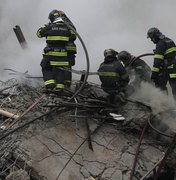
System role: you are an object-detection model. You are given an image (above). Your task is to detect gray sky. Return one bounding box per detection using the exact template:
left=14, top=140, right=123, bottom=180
left=1, top=0, right=176, bottom=83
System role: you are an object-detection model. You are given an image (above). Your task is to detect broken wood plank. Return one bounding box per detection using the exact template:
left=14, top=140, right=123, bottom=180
left=0, top=109, right=19, bottom=119
left=4, top=94, right=45, bottom=130
left=13, top=25, right=28, bottom=49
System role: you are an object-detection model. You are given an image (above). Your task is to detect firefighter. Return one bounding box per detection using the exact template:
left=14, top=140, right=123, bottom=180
left=98, top=49, right=130, bottom=104
left=58, top=11, right=77, bottom=87
left=36, top=10, right=71, bottom=93
left=118, top=50, right=152, bottom=88
left=147, top=27, right=176, bottom=99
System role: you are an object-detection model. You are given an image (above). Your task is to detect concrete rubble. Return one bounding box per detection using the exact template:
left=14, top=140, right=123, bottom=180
left=0, top=78, right=176, bottom=180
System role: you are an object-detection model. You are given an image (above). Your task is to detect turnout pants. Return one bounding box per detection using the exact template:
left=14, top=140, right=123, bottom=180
left=40, top=56, right=69, bottom=90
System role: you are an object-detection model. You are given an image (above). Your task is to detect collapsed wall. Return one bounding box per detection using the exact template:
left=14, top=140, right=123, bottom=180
left=0, top=80, right=175, bottom=180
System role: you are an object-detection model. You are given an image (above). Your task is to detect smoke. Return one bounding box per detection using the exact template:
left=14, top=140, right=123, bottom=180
left=131, top=82, right=176, bottom=113
left=131, top=82, right=176, bottom=133
left=0, top=0, right=176, bottom=79
left=0, top=1, right=176, bottom=85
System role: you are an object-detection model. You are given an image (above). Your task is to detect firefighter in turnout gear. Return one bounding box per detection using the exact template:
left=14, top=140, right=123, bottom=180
left=58, top=10, right=77, bottom=87
left=118, top=50, right=151, bottom=88
left=98, top=49, right=130, bottom=104
left=37, top=10, right=71, bottom=93
left=147, top=27, right=176, bottom=100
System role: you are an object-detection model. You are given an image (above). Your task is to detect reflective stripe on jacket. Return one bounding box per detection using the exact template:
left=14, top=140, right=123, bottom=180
left=43, top=51, right=67, bottom=57
left=152, top=37, right=176, bottom=78
left=97, top=72, right=120, bottom=77
left=98, top=57, right=129, bottom=89
left=36, top=22, right=71, bottom=46
left=50, top=61, right=69, bottom=66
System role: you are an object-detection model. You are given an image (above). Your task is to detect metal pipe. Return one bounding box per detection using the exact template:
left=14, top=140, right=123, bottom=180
left=140, top=158, right=163, bottom=180
left=129, top=118, right=149, bottom=180
left=13, top=25, right=28, bottom=49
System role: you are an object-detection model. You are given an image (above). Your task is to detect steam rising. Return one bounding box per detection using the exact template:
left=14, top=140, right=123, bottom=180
left=131, top=82, right=176, bottom=113
left=131, top=82, right=176, bottom=133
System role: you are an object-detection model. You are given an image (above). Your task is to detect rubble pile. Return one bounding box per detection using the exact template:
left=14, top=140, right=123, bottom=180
left=0, top=78, right=175, bottom=180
